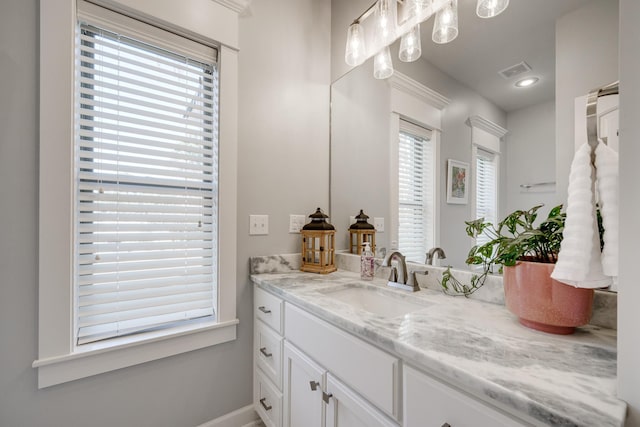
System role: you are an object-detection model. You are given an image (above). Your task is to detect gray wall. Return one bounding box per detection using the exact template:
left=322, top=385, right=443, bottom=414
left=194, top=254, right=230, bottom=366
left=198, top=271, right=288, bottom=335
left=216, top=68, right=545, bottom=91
left=555, top=0, right=619, bottom=202
left=0, top=0, right=330, bottom=426
left=618, top=0, right=640, bottom=424
left=505, top=101, right=558, bottom=217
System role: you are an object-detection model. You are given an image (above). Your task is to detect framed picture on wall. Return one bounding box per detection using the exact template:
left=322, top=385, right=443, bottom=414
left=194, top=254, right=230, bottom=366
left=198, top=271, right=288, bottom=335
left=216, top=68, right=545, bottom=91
left=446, top=159, right=469, bottom=204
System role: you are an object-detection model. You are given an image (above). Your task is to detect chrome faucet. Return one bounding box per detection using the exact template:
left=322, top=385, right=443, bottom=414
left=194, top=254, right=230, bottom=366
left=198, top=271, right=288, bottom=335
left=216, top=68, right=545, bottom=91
left=425, top=247, right=447, bottom=265
left=384, top=251, right=422, bottom=292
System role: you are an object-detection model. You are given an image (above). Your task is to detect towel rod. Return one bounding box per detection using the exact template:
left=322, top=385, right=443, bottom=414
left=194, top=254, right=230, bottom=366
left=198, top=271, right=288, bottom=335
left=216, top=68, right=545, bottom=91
left=519, top=181, right=556, bottom=189
left=586, top=81, right=619, bottom=165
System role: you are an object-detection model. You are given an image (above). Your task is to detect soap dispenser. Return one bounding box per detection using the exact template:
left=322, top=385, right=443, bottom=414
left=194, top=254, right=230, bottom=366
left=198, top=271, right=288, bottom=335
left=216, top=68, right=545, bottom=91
left=360, top=242, right=374, bottom=281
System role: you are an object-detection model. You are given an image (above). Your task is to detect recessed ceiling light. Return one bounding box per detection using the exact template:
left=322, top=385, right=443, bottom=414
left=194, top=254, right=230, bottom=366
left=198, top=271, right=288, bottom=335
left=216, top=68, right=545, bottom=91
left=515, top=77, right=539, bottom=88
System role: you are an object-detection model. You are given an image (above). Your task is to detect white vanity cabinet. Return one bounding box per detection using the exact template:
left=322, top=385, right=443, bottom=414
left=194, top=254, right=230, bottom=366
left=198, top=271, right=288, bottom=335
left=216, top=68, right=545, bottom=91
left=283, top=342, right=325, bottom=427
left=254, top=285, right=534, bottom=427
left=403, top=365, right=531, bottom=427
left=254, top=287, right=284, bottom=427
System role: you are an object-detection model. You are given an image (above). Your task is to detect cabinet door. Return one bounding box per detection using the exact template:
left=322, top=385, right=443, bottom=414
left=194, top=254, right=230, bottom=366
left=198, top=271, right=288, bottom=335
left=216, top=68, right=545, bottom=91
left=325, top=374, right=398, bottom=427
left=403, top=366, right=529, bottom=427
left=283, top=342, right=325, bottom=427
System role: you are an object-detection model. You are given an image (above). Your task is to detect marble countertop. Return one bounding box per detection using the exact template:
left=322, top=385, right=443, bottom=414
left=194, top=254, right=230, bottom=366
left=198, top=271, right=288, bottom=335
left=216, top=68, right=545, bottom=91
left=251, top=266, right=626, bottom=427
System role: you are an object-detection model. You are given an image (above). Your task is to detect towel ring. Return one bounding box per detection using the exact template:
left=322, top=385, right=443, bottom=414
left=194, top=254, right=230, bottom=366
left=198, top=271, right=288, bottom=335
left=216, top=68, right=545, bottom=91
left=586, top=81, right=619, bottom=164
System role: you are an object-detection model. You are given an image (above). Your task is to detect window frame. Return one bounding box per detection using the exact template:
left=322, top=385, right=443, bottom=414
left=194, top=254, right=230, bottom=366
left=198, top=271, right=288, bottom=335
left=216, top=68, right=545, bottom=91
left=467, top=115, right=508, bottom=247
left=388, top=72, right=449, bottom=257
left=35, top=0, right=239, bottom=389
left=472, top=147, right=500, bottom=246
left=397, top=120, right=436, bottom=263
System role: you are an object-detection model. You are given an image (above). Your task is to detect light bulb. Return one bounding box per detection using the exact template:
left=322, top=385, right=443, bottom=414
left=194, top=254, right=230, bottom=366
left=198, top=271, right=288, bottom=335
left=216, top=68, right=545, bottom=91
left=374, top=0, right=397, bottom=47
left=476, top=0, right=509, bottom=18
left=432, top=0, right=458, bottom=44
left=345, top=22, right=367, bottom=66
left=399, top=24, right=421, bottom=62
left=373, top=46, right=394, bottom=79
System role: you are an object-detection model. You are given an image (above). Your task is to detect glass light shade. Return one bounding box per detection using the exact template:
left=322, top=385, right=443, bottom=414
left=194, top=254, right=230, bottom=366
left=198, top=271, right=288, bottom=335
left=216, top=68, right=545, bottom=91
left=476, top=0, right=509, bottom=18
left=345, top=22, right=367, bottom=66
left=374, top=0, right=397, bottom=47
left=432, top=0, right=458, bottom=44
left=399, top=25, right=422, bottom=62
left=373, top=46, right=394, bottom=79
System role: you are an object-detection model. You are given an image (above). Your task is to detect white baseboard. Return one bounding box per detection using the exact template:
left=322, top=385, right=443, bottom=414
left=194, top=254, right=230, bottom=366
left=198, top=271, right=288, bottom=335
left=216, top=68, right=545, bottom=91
left=197, top=404, right=260, bottom=427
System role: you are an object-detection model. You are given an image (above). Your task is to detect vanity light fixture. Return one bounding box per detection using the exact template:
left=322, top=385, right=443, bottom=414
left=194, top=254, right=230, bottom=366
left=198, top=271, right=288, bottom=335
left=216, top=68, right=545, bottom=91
left=346, top=0, right=508, bottom=79
left=476, top=0, right=509, bottom=19
left=515, top=77, right=539, bottom=88
left=432, top=0, right=458, bottom=44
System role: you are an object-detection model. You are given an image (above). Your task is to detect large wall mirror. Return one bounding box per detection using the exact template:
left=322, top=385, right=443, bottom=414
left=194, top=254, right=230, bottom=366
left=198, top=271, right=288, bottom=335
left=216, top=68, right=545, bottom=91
left=330, top=0, right=619, bottom=271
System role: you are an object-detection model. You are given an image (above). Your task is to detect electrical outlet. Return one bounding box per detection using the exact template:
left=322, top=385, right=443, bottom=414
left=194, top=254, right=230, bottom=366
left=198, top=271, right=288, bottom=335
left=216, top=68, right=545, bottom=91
left=249, top=215, right=269, bottom=235
left=289, top=214, right=306, bottom=233
left=374, top=217, right=385, bottom=232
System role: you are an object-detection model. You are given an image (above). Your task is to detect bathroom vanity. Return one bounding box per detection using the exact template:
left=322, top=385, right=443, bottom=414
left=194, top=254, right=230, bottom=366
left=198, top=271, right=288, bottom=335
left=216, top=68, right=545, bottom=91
left=251, top=255, right=626, bottom=427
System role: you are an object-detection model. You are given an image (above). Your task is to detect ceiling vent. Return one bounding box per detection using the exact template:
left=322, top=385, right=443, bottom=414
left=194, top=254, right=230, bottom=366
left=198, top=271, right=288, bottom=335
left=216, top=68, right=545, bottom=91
left=498, top=61, right=532, bottom=79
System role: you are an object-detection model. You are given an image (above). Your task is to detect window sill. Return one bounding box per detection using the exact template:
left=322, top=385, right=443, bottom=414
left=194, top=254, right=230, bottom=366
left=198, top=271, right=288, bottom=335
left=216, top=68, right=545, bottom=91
left=32, top=319, right=238, bottom=388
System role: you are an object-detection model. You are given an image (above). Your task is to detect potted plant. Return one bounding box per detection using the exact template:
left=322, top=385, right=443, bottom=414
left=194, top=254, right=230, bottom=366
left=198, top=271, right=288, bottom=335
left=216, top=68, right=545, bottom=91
left=440, top=204, right=595, bottom=334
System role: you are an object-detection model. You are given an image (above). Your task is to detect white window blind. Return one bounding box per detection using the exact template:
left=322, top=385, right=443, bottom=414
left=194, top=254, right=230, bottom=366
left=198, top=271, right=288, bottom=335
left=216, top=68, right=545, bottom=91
left=398, top=121, right=434, bottom=263
left=475, top=148, right=498, bottom=247
left=75, top=22, right=219, bottom=345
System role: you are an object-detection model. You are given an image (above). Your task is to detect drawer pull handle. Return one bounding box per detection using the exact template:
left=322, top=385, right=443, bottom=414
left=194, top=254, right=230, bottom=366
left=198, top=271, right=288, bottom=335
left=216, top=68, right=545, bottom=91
left=259, top=397, right=272, bottom=411
left=258, top=306, right=271, bottom=314
left=259, top=347, right=272, bottom=358
left=441, top=423, right=451, bottom=427
left=309, top=381, right=320, bottom=391
left=322, top=392, right=333, bottom=404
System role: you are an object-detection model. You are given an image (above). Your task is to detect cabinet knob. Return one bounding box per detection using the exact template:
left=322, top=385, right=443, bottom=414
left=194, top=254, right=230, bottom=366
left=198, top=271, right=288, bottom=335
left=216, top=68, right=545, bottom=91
left=259, top=397, right=272, bottom=411
left=322, top=392, right=333, bottom=404
left=259, top=347, right=273, bottom=358
left=258, top=306, right=271, bottom=314
left=309, top=381, right=320, bottom=391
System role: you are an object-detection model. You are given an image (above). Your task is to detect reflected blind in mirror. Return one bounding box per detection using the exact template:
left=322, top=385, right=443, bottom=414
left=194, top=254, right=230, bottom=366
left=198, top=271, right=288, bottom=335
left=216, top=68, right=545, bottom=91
left=398, top=120, right=435, bottom=263
left=475, top=148, right=498, bottom=247
left=75, top=21, right=219, bottom=345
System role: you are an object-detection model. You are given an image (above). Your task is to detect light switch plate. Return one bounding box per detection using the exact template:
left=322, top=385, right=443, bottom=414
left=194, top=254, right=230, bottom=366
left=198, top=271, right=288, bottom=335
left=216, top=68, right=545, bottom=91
left=374, top=217, right=385, bottom=232
left=349, top=216, right=356, bottom=225
left=249, top=215, right=269, bottom=235
left=289, top=214, right=306, bottom=233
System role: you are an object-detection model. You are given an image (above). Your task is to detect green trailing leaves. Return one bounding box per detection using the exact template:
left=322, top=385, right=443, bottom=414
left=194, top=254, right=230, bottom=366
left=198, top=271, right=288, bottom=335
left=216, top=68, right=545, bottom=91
left=439, top=204, right=567, bottom=297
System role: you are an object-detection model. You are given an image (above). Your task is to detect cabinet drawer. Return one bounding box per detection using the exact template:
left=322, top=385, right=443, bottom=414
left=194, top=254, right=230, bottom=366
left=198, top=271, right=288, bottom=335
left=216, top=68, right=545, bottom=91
left=403, top=365, right=529, bottom=427
left=255, top=320, right=283, bottom=389
left=255, top=287, right=283, bottom=334
left=255, top=368, right=283, bottom=427
left=285, top=303, right=399, bottom=418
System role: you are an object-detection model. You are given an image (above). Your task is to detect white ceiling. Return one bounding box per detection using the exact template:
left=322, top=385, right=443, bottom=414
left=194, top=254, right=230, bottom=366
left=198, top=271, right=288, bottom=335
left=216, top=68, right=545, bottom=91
left=417, top=0, right=588, bottom=112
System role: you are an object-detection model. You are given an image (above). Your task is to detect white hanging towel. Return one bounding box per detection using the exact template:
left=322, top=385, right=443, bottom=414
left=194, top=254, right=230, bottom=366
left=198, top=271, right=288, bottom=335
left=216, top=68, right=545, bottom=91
left=551, top=142, right=618, bottom=288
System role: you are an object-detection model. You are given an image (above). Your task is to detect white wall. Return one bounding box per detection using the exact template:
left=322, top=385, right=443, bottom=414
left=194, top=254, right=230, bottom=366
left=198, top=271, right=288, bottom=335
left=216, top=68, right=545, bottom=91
left=505, top=101, right=558, bottom=216
left=555, top=0, right=619, bottom=202
left=618, top=0, right=640, bottom=424
left=0, top=0, right=330, bottom=426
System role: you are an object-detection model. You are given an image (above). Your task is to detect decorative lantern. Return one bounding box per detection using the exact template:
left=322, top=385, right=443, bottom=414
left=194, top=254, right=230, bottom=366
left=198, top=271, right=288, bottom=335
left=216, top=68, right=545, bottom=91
left=348, top=209, right=376, bottom=255
left=301, top=208, right=337, bottom=274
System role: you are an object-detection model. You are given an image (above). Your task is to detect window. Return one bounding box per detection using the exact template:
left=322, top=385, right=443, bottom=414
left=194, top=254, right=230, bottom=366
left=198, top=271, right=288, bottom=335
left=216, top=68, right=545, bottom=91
left=475, top=148, right=499, bottom=247
left=75, top=22, right=218, bottom=345
left=397, top=120, right=435, bottom=263
left=36, top=0, right=239, bottom=388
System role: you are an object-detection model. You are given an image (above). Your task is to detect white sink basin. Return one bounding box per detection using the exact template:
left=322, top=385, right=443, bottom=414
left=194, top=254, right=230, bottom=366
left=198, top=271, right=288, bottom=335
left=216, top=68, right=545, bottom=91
left=322, top=286, right=425, bottom=318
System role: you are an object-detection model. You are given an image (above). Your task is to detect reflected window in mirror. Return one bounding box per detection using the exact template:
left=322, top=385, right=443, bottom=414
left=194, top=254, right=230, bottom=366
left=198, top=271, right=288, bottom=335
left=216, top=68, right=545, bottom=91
left=398, top=120, right=436, bottom=263
left=474, top=147, right=499, bottom=247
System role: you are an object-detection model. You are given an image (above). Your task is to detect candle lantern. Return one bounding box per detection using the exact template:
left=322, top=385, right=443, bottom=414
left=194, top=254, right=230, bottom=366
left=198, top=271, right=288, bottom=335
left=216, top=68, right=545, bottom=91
left=348, top=209, right=376, bottom=255
left=301, top=208, right=337, bottom=274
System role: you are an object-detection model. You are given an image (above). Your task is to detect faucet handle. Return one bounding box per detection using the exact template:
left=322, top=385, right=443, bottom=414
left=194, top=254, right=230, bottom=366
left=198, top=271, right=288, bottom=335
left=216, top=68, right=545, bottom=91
left=407, top=270, right=428, bottom=291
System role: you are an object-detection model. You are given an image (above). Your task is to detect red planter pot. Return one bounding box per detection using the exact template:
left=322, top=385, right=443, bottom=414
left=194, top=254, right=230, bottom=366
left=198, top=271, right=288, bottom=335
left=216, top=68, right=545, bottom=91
left=503, top=261, right=594, bottom=335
